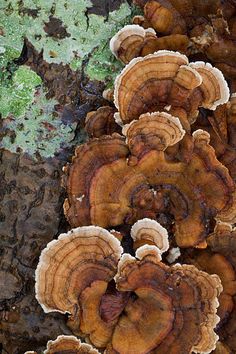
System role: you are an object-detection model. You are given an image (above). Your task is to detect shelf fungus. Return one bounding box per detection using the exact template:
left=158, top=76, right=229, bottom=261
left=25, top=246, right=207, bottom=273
left=122, top=111, right=185, bottom=157
left=193, top=93, right=236, bottom=183
left=191, top=249, right=236, bottom=322
left=85, top=106, right=121, bottom=138
left=35, top=222, right=222, bottom=353
left=110, top=24, right=157, bottom=64
left=113, top=50, right=229, bottom=127
left=130, top=217, right=169, bottom=252
left=25, top=335, right=100, bottom=354
left=63, top=114, right=236, bottom=247
left=207, top=222, right=236, bottom=271
left=143, top=0, right=186, bottom=35
left=110, top=24, right=189, bottom=64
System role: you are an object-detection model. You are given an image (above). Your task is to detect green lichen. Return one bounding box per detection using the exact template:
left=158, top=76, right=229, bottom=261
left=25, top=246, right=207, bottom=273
left=85, top=40, right=123, bottom=83
left=0, top=65, right=42, bottom=118
left=0, top=0, right=137, bottom=157
left=0, top=1, right=132, bottom=70
left=1, top=88, right=78, bottom=157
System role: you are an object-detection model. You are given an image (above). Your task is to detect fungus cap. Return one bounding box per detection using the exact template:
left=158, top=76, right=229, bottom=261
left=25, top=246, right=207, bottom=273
left=114, top=50, right=204, bottom=125
left=130, top=217, right=169, bottom=253
left=35, top=226, right=122, bottom=314
left=122, top=111, right=185, bottom=156
left=25, top=335, right=100, bottom=354
left=189, top=61, right=230, bottom=110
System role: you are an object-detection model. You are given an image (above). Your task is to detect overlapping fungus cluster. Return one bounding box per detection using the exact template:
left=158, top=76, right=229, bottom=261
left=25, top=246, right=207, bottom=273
left=27, top=1, right=236, bottom=353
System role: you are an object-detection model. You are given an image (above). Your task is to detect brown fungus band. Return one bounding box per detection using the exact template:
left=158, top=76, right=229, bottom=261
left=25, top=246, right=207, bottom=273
left=63, top=112, right=236, bottom=248
left=85, top=106, right=121, bottom=138
left=133, top=0, right=236, bottom=80
left=113, top=50, right=229, bottom=127
left=24, top=335, right=100, bottom=354
left=110, top=24, right=190, bottom=62
left=35, top=220, right=222, bottom=354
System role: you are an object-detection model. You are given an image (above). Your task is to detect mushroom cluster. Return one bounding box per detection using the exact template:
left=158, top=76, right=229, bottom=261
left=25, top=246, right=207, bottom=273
left=24, top=335, right=100, bottom=353
left=35, top=220, right=222, bottom=353
left=29, top=5, right=236, bottom=353
left=63, top=108, right=235, bottom=248
left=132, top=0, right=236, bottom=82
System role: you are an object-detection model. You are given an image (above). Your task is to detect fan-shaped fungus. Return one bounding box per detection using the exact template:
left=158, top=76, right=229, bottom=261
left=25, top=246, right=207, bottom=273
left=25, top=335, right=100, bottom=354
left=114, top=50, right=229, bottom=127
left=122, top=111, right=185, bottom=156
left=110, top=24, right=189, bottom=63
left=36, top=222, right=222, bottom=353
left=130, top=217, right=169, bottom=252
left=63, top=114, right=235, bottom=247
left=85, top=106, right=121, bottom=138
left=192, top=250, right=236, bottom=321
left=110, top=24, right=157, bottom=64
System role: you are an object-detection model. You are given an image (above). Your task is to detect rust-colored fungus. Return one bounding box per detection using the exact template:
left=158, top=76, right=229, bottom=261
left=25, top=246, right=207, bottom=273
left=143, top=0, right=186, bottom=35
left=25, top=335, right=100, bottom=354
left=35, top=226, right=123, bottom=348
left=189, top=62, right=230, bottom=110
left=130, top=217, right=169, bottom=252
left=63, top=115, right=236, bottom=247
left=193, top=93, right=236, bottom=183
left=207, top=223, right=236, bottom=272
left=85, top=106, right=121, bottom=138
left=114, top=50, right=229, bottom=127
left=122, top=111, right=185, bottom=156
left=212, top=342, right=231, bottom=354
left=110, top=24, right=157, bottom=64
left=192, top=250, right=236, bottom=322
left=110, top=24, right=190, bottom=63
left=140, top=33, right=190, bottom=56
left=134, top=0, right=236, bottom=80
left=36, top=223, right=222, bottom=353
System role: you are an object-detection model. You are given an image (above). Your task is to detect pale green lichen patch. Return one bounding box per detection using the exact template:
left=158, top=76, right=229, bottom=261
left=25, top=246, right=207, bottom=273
left=0, top=65, right=42, bottom=118
left=1, top=88, right=78, bottom=158
left=0, top=1, right=132, bottom=69
left=0, top=0, right=136, bottom=157
left=85, top=39, right=124, bottom=83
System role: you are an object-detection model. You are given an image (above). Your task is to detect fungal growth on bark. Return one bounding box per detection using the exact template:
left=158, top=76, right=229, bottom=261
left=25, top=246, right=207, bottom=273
left=110, top=24, right=157, bottom=64
left=35, top=221, right=222, bottom=353
left=133, top=0, right=236, bottom=80
left=25, top=335, right=100, bottom=354
left=207, top=222, right=236, bottom=272
left=85, top=106, right=121, bottom=138
left=130, top=217, right=169, bottom=252
left=63, top=113, right=236, bottom=247
left=122, top=111, right=185, bottom=156
left=191, top=250, right=236, bottom=322
left=110, top=24, right=189, bottom=63
left=193, top=93, right=236, bottom=182
left=113, top=50, right=229, bottom=129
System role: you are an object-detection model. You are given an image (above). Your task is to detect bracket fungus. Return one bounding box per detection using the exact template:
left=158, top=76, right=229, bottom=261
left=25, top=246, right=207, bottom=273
left=133, top=0, right=236, bottom=80
left=63, top=113, right=236, bottom=247
left=35, top=220, right=222, bottom=353
left=130, top=217, right=169, bottom=252
left=191, top=250, right=236, bottom=322
left=110, top=24, right=157, bottom=64
left=113, top=50, right=229, bottom=127
left=193, top=93, right=236, bottom=183
left=207, top=222, right=236, bottom=270
left=122, top=111, right=185, bottom=156
left=110, top=24, right=189, bottom=63
left=25, top=335, right=100, bottom=354
left=85, top=106, right=121, bottom=138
